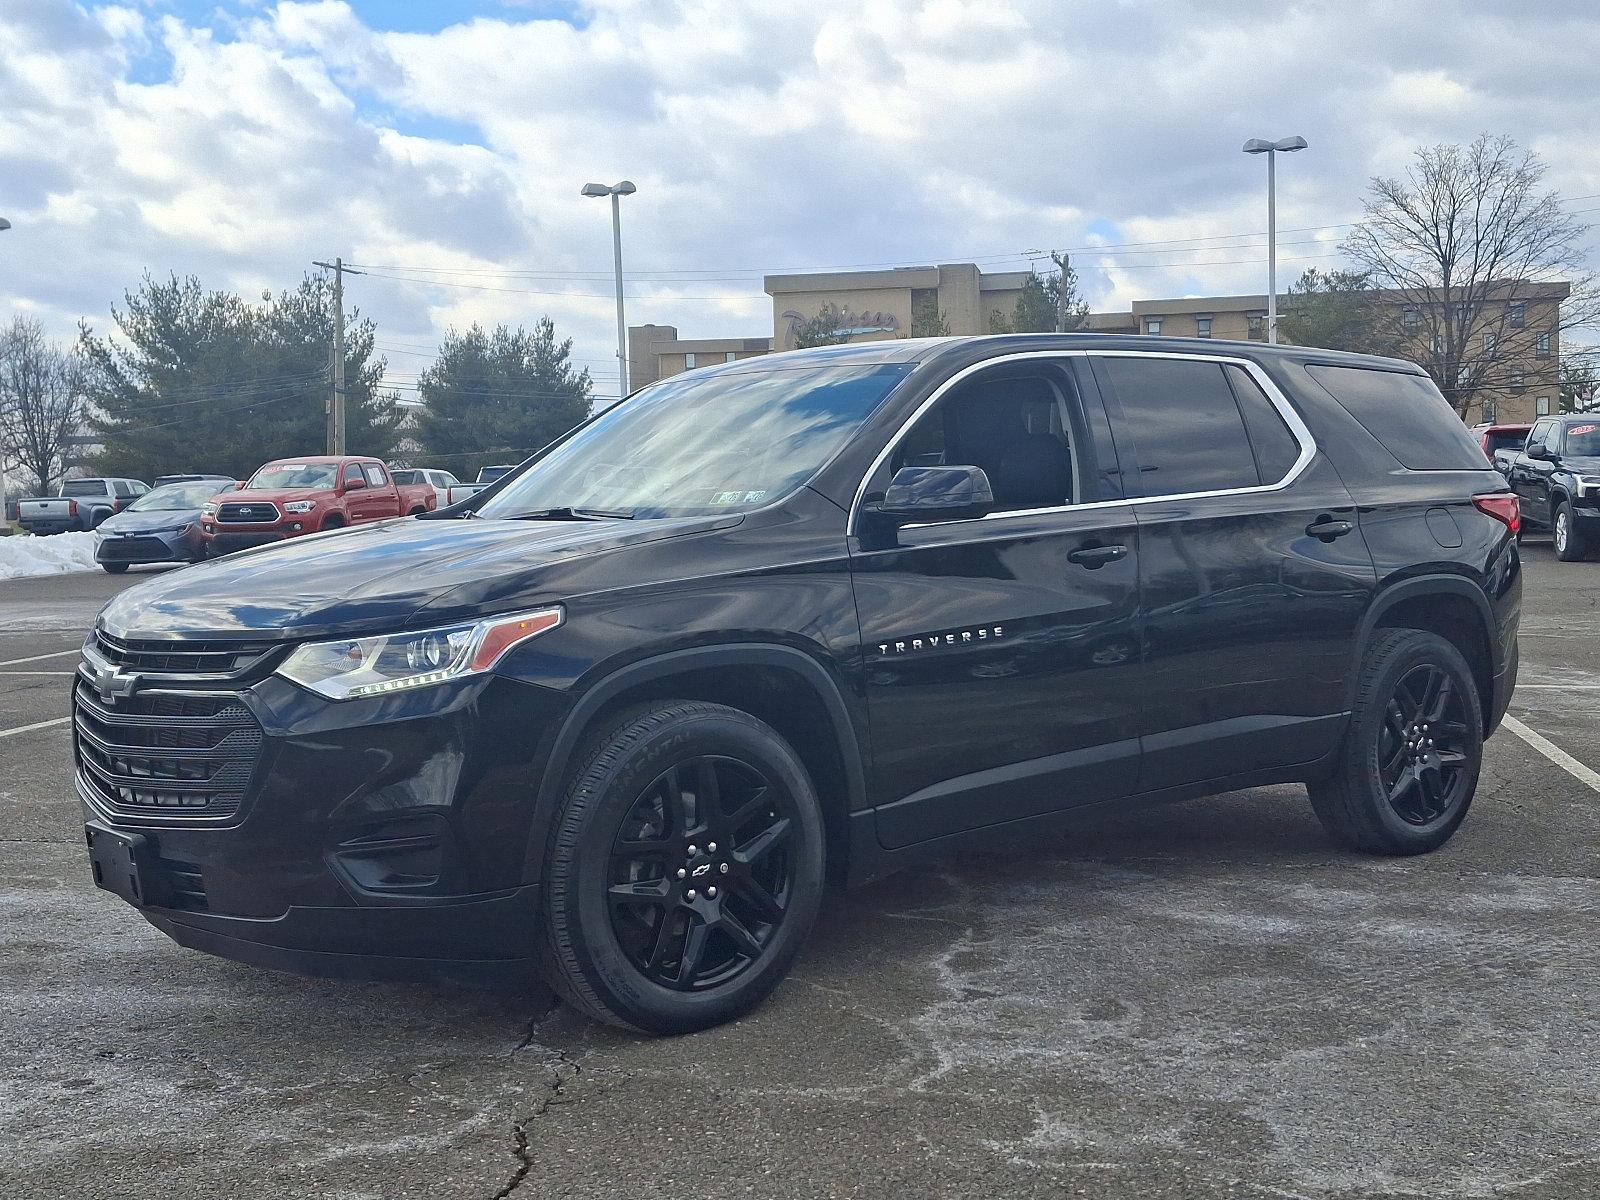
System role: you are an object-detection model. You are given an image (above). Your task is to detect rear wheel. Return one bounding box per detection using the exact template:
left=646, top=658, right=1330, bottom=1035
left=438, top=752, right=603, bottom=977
left=1553, top=501, right=1587, bottom=561
left=1309, top=629, right=1481, bottom=855
left=101, top=562, right=129, bottom=574
left=540, top=701, right=826, bottom=1034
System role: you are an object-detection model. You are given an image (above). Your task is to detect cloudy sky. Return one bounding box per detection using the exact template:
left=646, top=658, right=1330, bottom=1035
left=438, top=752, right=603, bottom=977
left=3, top=0, right=1598, bottom=400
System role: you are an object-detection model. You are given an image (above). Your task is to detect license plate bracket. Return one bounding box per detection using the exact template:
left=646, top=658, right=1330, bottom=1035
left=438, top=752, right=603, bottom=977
left=85, top=823, right=165, bottom=908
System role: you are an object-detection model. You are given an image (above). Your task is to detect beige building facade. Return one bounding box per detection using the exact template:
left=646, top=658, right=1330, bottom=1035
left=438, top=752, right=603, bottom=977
left=631, top=263, right=1568, bottom=425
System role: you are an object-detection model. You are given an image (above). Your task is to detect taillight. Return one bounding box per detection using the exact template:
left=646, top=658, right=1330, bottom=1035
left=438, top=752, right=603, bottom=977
left=1473, top=493, right=1520, bottom=536
left=68, top=500, right=77, bottom=517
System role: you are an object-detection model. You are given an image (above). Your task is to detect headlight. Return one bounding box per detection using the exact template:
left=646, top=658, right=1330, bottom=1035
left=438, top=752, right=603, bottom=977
left=202, top=502, right=217, bottom=516
left=283, top=501, right=317, bottom=514
left=275, top=607, right=563, bottom=700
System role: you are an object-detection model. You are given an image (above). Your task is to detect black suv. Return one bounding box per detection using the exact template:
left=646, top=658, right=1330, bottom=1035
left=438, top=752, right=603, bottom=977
left=75, top=335, right=1521, bottom=1034
left=1498, top=414, right=1600, bottom=560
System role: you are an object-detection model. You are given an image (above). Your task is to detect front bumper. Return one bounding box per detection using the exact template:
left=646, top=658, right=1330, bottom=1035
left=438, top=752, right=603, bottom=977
left=95, top=527, right=203, bottom=564
left=204, top=524, right=305, bottom=554
left=75, top=668, right=573, bottom=982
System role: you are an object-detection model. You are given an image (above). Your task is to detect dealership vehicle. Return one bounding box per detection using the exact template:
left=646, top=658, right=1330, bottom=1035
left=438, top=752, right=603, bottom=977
left=75, top=336, right=1520, bottom=1034
left=17, top=478, right=149, bottom=534
left=1500, top=414, right=1600, bottom=560
left=200, top=456, right=436, bottom=554
left=1470, top=421, right=1532, bottom=464
left=390, top=468, right=461, bottom=507
left=93, top=480, right=236, bottom=573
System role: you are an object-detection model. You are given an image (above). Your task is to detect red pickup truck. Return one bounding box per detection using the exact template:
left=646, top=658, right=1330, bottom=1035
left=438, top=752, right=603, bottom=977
left=201, top=456, right=436, bottom=555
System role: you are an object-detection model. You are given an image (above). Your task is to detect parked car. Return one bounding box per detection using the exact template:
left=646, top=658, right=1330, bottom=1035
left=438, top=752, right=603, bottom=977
left=390, top=467, right=460, bottom=507
left=1469, top=421, right=1532, bottom=464
left=1500, top=414, right=1600, bottom=560
left=200, top=456, right=436, bottom=555
left=92, top=479, right=236, bottom=573
left=17, top=478, right=149, bottom=534
left=75, top=335, right=1520, bottom=1035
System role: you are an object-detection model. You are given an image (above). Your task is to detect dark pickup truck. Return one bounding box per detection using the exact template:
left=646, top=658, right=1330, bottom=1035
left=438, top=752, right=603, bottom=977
left=75, top=335, right=1520, bottom=1035
left=1497, top=414, right=1600, bottom=560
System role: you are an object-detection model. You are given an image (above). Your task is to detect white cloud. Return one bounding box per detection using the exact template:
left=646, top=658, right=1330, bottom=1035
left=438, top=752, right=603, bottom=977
left=1, top=0, right=1597, bottom=398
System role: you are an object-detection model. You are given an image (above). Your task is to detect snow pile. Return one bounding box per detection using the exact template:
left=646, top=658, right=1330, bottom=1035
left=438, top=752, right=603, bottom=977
left=0, top=531, right=100, bottom=581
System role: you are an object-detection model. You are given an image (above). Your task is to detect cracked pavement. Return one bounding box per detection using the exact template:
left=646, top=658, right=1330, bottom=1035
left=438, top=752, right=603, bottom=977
left=1, top=550, right=1597, bottom=1198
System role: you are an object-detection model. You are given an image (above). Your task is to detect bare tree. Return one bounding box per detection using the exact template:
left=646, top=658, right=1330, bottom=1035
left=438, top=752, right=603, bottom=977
left=0, top=316, right=90, bottom=495
left=1343, top=134, right=1597, bottom=416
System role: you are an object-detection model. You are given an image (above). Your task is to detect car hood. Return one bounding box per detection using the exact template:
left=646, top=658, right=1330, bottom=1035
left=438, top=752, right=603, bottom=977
left=1559, top=455, right=1600, bottom=474
left=225, top=488, right=327, bottom=504
left=96, top=508, right=204, bottom=534
left=97, top=513, right=739, bottom=640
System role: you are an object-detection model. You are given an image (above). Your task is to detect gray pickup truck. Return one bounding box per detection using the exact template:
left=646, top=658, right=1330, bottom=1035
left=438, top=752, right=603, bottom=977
left=17, top=478, right=150, bottom=534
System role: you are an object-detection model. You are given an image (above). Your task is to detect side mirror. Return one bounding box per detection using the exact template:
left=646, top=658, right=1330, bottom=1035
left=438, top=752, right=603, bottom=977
left=343, top=475, right=367, bottom=491
left=870, top=465, right=994, bottom=524
left=1527, top=442, right=1554, bottom=461
left=234, top=480, right=248, bottom=490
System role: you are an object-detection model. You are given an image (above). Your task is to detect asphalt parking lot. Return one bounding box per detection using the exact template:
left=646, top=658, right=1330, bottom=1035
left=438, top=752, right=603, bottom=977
left=1, top=551, right=1597, bottom=1200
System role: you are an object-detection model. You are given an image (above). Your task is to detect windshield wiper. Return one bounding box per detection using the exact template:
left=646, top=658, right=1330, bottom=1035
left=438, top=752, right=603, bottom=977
left=509, top=506, right=635, bottom=522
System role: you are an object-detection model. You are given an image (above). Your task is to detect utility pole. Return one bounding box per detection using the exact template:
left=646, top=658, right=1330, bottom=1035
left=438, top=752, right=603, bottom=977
left=312, top=257, right=362, bottom=454
left=1049, top=250, right=1073, bottom=333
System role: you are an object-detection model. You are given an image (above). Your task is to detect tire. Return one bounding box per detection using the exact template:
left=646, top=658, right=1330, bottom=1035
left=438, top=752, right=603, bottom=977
left=1309, top=629, right=1482, bottom=855
left=408, top=507, right=426, bottom=517
left=321, top=515, right=345, bottom=532
left=540, top=700, right=827, bottom=1034
left=101, top=562, right=129, bottom=574
left=1553, top=501, right=1586, bottom=561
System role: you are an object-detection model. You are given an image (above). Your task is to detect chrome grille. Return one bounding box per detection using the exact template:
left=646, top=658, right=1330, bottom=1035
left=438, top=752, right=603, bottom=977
left=73, top=680, right=262, bottom=819
left=217, top=501, right=280, bottom=524
left=93, top=629, right=276, bottom=676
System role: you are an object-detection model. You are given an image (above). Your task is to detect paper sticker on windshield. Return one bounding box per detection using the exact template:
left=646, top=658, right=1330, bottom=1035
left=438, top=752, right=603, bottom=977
left=277, top=464, right=307, bottom=471
left=1569, top=424, right=1597, bottom=436
left=711, top=491, right=743, bottom=505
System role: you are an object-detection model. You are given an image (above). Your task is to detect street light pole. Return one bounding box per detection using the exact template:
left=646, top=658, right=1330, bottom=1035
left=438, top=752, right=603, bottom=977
left=583, top=181, right=637, bottom=397
left=1242, top=136, right=1307, bottom=344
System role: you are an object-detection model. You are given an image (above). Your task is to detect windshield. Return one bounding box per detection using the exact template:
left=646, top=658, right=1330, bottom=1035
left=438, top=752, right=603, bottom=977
left=128, top=482, right=227, bottom=511
left=1564, top=422, right=1600, bottom=456
left=249, top=462, right=340, bottom=490
left=478, top=363, right=912, bottom=520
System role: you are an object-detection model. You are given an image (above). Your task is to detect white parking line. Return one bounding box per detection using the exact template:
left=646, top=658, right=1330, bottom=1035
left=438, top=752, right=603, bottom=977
left=1513, top=684, right=1600, bottom=690
left=0, top=649, right=80, bottom=667
left=1501, top=715, right=1600, bottom=795
left=0, top=716, right=70, bottom=739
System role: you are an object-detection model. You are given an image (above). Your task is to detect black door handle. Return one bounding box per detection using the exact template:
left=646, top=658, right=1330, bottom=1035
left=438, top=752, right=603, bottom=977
left=1306, top=518, right=1354, bottom=541
left=1068, top=544, right=1129, bottom=569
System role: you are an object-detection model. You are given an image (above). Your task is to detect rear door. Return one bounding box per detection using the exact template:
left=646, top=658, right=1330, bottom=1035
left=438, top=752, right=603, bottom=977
left=1090, top=352, right=1375, bottom=789
left=850, top=354, right=1144, bottom=848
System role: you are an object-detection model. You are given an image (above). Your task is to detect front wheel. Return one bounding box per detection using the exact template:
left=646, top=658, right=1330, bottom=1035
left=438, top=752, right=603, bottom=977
left=101, top=562, right=129, bottom=574
left=1554, top=501, right=1587, bottom=561
left=1309, top=629, right=1482, bottom=855
left=540, top=701, right=826, bottom=1034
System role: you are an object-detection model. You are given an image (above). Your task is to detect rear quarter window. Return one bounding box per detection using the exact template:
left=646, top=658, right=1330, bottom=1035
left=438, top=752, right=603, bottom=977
left=1305, top=365, right=1487, bottom=470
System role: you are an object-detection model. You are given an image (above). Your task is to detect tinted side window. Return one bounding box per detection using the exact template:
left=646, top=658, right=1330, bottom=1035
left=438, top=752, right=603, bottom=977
left=342, top=464, right=364, bottom=487
left=1305, top=365, right=1486, bottom=470
left=1100, top=358, right=1259, bottom=495
left=1225, top=365, right=1301, bottom=483
left=112, top=481, right=133, bottom=496
left=62, top=480, right=107, bottom=497
left=892, top=369, right=1082, bottom=512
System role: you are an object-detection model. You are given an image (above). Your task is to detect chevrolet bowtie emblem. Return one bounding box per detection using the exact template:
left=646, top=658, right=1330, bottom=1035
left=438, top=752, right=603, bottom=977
left=94, top=662, right=139, bottom=704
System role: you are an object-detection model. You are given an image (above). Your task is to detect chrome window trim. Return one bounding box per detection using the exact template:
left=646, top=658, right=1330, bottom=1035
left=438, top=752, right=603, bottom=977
left=848, top=349, right=1319, bottom=535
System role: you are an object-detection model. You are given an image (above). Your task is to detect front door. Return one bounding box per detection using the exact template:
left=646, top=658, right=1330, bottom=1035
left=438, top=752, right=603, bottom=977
left=1510, top=420, right=1556, bottom=529
left=1090, top=353, right=1376, bottom=790
left=849, top=357, right=1144, bottom=849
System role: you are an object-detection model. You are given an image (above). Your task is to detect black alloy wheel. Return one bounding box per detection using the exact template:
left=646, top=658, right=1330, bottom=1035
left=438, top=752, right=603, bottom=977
left=1308, top=628, right=1482, bottom=855
left=540, top=700, right=826, bottom=1034
left=1376, top=663, right=1472, bottom=826
left=606, top=755, right=795, bottom=991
